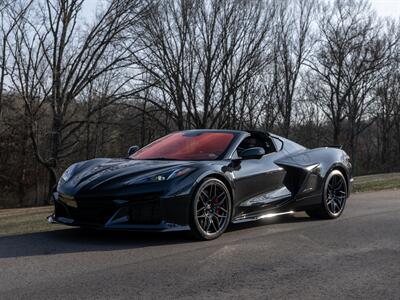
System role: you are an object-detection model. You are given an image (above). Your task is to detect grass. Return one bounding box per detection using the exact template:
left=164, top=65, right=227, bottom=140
left=352, top=172, right=400, bottom=193
left=0, top=173, right=399, bottom=236
left=0, top=206, right=65, bottom=236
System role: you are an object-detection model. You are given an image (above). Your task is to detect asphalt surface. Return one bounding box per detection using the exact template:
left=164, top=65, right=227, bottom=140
left=0, top=190, right=399, bottom=299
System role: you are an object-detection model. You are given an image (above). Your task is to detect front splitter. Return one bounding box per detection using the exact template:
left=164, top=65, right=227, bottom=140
left=47, top=214, right=190, bottom=232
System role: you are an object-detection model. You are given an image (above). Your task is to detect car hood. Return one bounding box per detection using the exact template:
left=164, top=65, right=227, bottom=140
left=58, top=158, right=196, bottom=197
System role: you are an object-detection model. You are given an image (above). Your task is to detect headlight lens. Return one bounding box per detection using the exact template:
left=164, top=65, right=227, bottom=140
left=126, top=167, right=195, bottom=185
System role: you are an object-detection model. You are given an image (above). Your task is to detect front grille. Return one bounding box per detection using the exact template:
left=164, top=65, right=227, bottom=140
left=56, top=194, right=162, bottom=226
left=129, top=199, right=161, bottom=224
left=70, top=200, right=117, bottom=225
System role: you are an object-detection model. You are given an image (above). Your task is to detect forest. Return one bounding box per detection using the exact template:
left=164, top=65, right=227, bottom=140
left=0, top=0, right=399, bottom=207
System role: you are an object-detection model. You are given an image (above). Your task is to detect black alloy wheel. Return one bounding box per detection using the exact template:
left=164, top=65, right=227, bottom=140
left=306, top=169, right=347, bottom=219
left=190, top=178, right=231, bottom=240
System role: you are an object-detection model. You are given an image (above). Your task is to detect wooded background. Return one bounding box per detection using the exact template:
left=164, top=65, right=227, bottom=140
left=0, top=0, right=399, bottom=207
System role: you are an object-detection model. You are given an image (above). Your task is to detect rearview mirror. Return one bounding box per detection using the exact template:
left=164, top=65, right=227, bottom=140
left=128, top=145, right=140, bottom=156
left=240, top=147, right=265, bottom=159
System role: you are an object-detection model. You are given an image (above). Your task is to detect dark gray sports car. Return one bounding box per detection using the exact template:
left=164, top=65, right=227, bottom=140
left=49, top=129, right=352, bottom=240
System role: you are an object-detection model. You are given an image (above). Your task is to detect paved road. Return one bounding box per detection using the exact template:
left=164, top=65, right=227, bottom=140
left=0, top=190, right=399, bottom=299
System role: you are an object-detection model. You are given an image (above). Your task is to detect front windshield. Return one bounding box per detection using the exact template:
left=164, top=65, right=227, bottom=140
left=131, top=131, right=236, bottom=161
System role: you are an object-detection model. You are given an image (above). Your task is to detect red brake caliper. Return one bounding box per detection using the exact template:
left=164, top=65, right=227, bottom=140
left=213, top=197, right=221, bottom=215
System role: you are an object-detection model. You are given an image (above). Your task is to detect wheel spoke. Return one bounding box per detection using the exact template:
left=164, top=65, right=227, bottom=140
left=214, top=185, right=219, bottom=198
left=330, top=201, right=336, bottom=212
left=333, top=197, right=341, bottom=208
left=216, top=195, right=226, bottom=206
left=215, top=213, right=227, bottom=218
left=218, top=216, right=225, bottom=227
left=219, top=207, right=227, bottom=213
left=331, top=176, right=337, bottom=187
left=334, top=180, right=343, bottom=190
left=216, top=191, right=225, bottom=199
left=336, top=195, right=346, bottom=208
left=214, top=215, right=223, bottom=229
left=334, top=202, right=340, bottom=213
left=210, top=217, right=218, bottom=232
left=209, top=184, right=216, bottom=199
left=201, top=190, right=209, bottom=201
left=205, top=217, right=211, bottom=232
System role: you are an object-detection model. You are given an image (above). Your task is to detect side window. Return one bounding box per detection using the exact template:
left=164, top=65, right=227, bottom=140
left=236, top=135, right=276, bottom=157
left=265, top=137, right=277, bottom=153
left=272, top=135, right=305, bottom=153
left=272, top=137, right=283, bottom=152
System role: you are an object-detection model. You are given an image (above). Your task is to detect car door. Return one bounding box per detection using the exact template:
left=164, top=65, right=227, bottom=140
left=233, top=151, right=284, bottom=199
left=232, top=149, right=289, bottom=216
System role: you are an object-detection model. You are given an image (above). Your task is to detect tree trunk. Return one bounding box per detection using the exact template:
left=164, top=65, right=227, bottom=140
left=0, top=37, right=7, bottom=117
left=283, top=111, right=291, bottom=138
left=333, top=122, right=340, bottom=145
left=47, top=113, right=62, bottom=198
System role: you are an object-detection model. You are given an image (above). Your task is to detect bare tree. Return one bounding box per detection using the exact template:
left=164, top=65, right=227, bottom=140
left=132, top=0, right=274, bottom=130
left=274, top=0, right=315, bottom=137
left=345, top=19, right=397, bottom=172
left=306, top=0, right=379, bottom=145
left=8, top=0, right=149, bottom=196
left=374, top=40, right=400, bottom=171
left=1, top=0, right=400, bottom=207
left=0, top=0, right=32, bottom=116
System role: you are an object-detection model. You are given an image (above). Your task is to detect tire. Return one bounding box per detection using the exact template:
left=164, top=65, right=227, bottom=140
left=306, top=169, right=347, bottom=219
left=189, top=178, right=232, bottom=240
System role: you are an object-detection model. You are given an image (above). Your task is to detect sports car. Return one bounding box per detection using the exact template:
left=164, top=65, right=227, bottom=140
left=49, top=129, right=352, bottom=240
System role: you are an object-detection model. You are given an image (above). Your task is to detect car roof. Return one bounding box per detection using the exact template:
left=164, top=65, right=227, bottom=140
left=180, top=129, right=270, bottom=136
left=180, top=129, right=245, bottom=134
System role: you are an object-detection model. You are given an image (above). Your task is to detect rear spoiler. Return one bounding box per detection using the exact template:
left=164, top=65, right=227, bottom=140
left=326, top=145, right=342, bottom=149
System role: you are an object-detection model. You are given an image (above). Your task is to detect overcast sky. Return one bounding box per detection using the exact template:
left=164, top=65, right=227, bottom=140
left=370, top=0, right=400, bottom=18
left=82, top=0, right=400, bottom=20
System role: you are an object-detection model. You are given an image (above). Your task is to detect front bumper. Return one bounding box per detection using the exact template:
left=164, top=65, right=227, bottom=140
left=50, top=192, right=191, bottom=232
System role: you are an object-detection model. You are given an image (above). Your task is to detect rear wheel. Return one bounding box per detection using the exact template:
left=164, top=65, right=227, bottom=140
left=189, top=178, right=231, bottom=240
left=306, top=169, right=347, bottom=219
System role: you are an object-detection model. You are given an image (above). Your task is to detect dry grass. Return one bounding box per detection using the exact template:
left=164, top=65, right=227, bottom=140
left=352, top=172, right=400, bottom=193
left=0, top=206, right=66, bottom=236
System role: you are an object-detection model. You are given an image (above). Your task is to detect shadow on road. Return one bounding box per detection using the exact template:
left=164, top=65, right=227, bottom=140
left=0, top=214, right=315, bottom=259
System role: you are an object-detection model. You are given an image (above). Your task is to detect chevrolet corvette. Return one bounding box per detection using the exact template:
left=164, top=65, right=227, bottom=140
left=49, top=129, right=352, bottom=240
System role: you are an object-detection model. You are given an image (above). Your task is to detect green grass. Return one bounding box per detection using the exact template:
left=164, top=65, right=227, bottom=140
left=352, top=172, right=400, bottom=193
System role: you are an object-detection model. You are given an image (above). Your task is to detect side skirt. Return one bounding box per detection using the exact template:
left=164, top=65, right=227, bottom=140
left=231, top=210, right=295, bottom=224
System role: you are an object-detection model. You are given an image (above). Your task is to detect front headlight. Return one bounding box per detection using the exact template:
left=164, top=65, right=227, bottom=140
left=125, top=167, right=195, bottom=185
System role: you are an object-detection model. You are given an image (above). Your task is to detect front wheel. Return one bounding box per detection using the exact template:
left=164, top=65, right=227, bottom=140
left=306, top=169, right=347, bottom=219
left=189, top=178, right=232, bottom=240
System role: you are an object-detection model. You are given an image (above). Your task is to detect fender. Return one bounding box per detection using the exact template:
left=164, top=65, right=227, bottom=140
left=275, top=147, right=352, bottom=200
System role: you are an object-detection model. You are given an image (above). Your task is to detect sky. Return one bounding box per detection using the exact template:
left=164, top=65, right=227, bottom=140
left=370, top=0, right=400, bottom=18
left=81, top=0, right=400, bottom=20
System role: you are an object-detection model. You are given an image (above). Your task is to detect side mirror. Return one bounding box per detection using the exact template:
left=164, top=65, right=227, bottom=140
left=128, top=145, right=140, bottom=156
left=240, top=147, right=265, bottom=159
